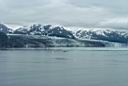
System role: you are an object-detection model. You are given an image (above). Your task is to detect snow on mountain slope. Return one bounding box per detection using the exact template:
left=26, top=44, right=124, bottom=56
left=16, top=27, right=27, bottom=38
left=0, top=23, right=13, bottom=33
left=74, top=28, right=128, bottom=43
left=13, top=24, right=75, bottom=39
left=14, top=26, right=29, bottom=34
left=1, top=23, right=128, bottom=44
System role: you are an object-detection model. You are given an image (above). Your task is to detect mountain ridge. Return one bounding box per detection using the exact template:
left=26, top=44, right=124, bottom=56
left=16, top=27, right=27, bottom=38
left=0, top=23, right=128, bottom=48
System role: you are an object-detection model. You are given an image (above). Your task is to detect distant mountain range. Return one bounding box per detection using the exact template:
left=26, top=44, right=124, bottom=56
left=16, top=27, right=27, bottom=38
left=75, top=29, right=128, bottom=43
left=0, top=23, right=128, bottom=48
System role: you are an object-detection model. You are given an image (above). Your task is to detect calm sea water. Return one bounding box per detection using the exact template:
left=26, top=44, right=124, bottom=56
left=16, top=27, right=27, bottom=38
left=0, top=48, right=128, bottom=86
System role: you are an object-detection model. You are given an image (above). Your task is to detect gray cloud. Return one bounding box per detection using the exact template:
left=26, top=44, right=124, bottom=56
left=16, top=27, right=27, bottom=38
left=0, top=0, right=128, bottom=30
left=99, top=17, right=128, bottom=30
left=69, top=0, right=128, bottom=14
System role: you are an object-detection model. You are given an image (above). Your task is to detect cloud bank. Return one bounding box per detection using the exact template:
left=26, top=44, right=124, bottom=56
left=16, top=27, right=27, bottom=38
left=0, top=0, right=128, bottom=30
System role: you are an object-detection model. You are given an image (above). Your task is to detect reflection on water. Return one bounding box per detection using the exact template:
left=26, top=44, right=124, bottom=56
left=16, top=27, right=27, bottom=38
left=0, top=48, right=128, bottom=86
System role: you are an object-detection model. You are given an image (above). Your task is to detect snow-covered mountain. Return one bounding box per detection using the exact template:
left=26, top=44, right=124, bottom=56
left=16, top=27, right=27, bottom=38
left=13, top=24, right=75, bottom=39
left=75, top=29, right=128, bottom=43
left=13, top=26, right=29, bottom=34
left=0, top=23, right=13, bottom=33
left=2, top=23, right=128, bottom=44
left=1, top=23, right=128, bottom=48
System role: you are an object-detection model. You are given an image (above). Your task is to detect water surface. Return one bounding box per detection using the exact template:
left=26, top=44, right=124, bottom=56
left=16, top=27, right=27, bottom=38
left=0, top=48, right=128, bottom=86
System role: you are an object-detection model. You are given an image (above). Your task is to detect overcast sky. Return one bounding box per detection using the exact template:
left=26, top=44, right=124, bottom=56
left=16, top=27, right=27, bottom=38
left=0, top=0, right=128, bottom=29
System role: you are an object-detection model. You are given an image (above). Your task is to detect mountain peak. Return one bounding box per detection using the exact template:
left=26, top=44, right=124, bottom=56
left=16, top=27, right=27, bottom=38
left=0, top=23, right=13, bottom=33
